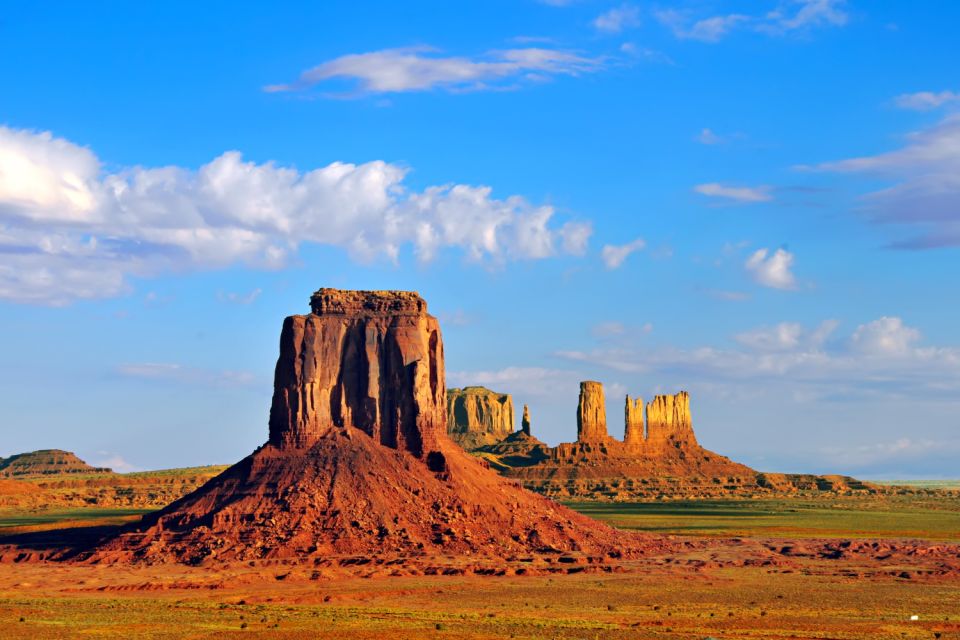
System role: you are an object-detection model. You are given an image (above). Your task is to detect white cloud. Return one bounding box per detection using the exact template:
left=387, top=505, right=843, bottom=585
left=697, top=128, right=724, bottom=145
left=0, top=126, right=591, bottom=304
left=744, top=247, right=797, bottom=290
left=556, top=316, right=960, bottom=399
left=600, top=236, right=646, bottom=269
left=736, top=319, right=837, bottom=351
left=694, top=182, right=773, bottom=202
left=116, top=362, right=258, bottom=388
left=91, top=452, right=138, bottom=473
left=593, top=5, right=641, bottom=33
left=819, top=438, right=955, bottom=469
left=764, top=0, right=849, bottom=32
left=657, top=0, right=848, bottom=43
left=265, top=46, right=603, bottom=96
left=850, top=317, right=921, bottom=356
left=810, top=114, right=960, bottom=248
left=447, top=366, right=582, bottom=398
left=893, top=90, right=960, bottom=111
left=218, top=288, right=262, bottom=305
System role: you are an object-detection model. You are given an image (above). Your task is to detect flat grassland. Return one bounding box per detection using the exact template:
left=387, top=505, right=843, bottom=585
left=0, top=490, right=958, bottom=638
left=568, top=495, right=960, bottom=541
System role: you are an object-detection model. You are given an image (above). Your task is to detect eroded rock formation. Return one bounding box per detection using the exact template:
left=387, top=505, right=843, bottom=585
left=270, top=289, right=444, bottom=458
left=0, top=450, right=112, bottom=477
left=623, top=396, right=644, bottom=447
left=446, top=387, right=514, bottom=450
left=521, top=405, right=531, bottom=436
left=87, top=289, right=633, bottom=565
left=645, top=392, right=697, bottom=453
left=470, top=383, right=879, bottom=501
left=576, top=381, right=609, bottom=443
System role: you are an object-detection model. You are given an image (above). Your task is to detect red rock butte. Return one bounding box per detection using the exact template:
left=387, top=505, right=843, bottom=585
left=85, top=288, right=638, bottom=565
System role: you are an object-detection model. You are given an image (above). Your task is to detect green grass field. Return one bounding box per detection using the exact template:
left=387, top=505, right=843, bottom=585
left=0, top=508, right=150, bottom=534
left=567, top=497, right=960, bottom=541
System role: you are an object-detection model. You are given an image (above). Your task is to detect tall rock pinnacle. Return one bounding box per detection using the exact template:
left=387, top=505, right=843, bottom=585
left=268, top=288, right=445, bottom=458
left=521, top=404, right=532, bottom=436
left=624, top=395, right=645, bottom=446
left=576, top=381, right=609, bottom=443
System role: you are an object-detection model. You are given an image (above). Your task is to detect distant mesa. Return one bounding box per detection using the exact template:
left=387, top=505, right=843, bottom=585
left=445, top=386, right=514, bottom=450
left=87, top=288, right=637, bottom=565
left=0, top=450, right=112, bottom=478
left=447, top=382, right=880, bottom=500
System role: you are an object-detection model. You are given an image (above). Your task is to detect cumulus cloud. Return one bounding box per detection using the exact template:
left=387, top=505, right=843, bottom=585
left=893, top=90, right=960, bottom=111
left=600, top=236, right=646, bottom=269
left=91, top=452, right=138, bottom=473
left=694, top=182, right=772, bottom=203
left=850, top=316, right=921, bottom=356
left=810, top=114, right=960, bottom=248
left=745, top=248, right=797, bottom=290
left=657, top=0, right=848, bottom=43
left=593, top=5, right=641, bottom=33
left=265, top=46, right=603, bottom=96
left=0, top=126, right=591, bottom=304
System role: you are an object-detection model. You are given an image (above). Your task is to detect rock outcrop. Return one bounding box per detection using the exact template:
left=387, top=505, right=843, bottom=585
left=623, top=396, right=644, bottom=447
left=576, top=381, right=609, bottom=443
left=521, top=405, right=531, bottom=436
left=446, top=387, right=514, bottom=450
left=87, top=289, right=635, bottom=565
left=645, top=392, right=697, bottom=453
left=0, top=450, right=112, bottom=477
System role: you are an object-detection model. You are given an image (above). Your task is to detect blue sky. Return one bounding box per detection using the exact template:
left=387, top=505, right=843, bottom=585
left=1, top=1, right=958, bottom=477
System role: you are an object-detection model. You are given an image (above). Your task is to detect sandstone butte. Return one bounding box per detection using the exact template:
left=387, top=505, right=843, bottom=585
left=446, top=387, right=514, bottom=450
left=449, top=382, right=882, bottom=501
left=83, top=289, right=644, bottom=565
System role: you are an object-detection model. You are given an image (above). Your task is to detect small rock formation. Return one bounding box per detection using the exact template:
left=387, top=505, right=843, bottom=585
left=521, top=405, right=531, bottom=436
left=645, top=392, right=697, bottom=453
left=623, top=396, right=644, bottom=447
left=576, top=381, right=609, bottom=443
left=446, top=387, right=514, bottom=450
left=0, top=450, right=112, bottom=477
left=87, top=289, right=633, bottom=565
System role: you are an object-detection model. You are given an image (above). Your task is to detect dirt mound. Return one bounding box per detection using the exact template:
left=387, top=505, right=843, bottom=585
left=0, top=450, right=112, bottom=477
left=84, top=289, right=643, bottom=565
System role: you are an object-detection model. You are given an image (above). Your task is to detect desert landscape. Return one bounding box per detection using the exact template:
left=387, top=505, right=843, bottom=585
left=3, top=3, right=960, bottom=637
left=0, top=288, right=957, bottom=639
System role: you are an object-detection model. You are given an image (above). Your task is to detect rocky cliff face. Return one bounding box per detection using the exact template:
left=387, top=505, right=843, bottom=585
left=576, top=381, right=609, bottom=443
left=645, top=392, right=697, bottom=453
left=623, top=396, right=644, bottom=447
left=446, top=387, right=514, bottom=450
left=269, top=288, right=445, bottom=459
